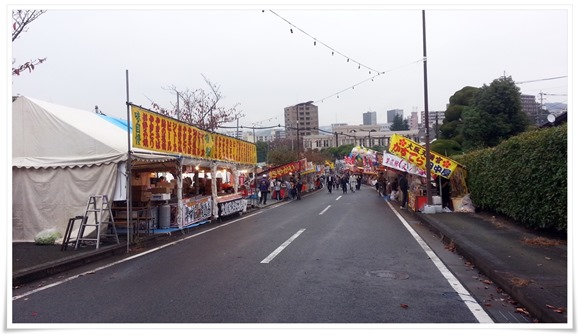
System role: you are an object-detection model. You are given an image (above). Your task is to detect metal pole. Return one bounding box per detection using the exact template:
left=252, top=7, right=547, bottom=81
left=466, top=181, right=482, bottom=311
left=125, top=70, right=132, bottom=252
left=422, top=10, right=432, bottom=206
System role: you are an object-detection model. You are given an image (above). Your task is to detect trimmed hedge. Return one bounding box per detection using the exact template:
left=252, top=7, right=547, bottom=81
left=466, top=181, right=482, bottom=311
left=453, top=124, right=567, bottom=232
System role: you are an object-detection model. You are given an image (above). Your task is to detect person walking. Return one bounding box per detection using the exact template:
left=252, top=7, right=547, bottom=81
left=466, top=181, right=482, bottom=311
left=258, top=174, right=270, bottom=205
left=349, top=173, right=357, bottom=192
left=341, top=174, right=348, bottom=193
left=399, top=172, right=409, bottom=209
left=295, top=178, right=303, bottom=200
left=326, top=174, right=334, bottom=193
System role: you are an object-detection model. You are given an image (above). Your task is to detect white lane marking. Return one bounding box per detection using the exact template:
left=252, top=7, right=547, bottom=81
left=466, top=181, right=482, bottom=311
left=12, top=211, right=265, bottom=301
left=335, top=196, right=342, bottom=201
left=386, top=201, right=495, bottom=324
left=260, top=229, right=306, bottom=264
left=319, top=205, right=331, bottom=215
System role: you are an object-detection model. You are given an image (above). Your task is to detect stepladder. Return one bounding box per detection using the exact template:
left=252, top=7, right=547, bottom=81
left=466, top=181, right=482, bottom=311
left=75, top=195, right=120, bottom=250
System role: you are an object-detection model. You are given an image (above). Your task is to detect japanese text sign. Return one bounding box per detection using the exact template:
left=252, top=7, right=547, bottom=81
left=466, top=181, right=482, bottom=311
left=388, top=134, right=458, bottom=178
left=131, top=105, right=256, bottom=165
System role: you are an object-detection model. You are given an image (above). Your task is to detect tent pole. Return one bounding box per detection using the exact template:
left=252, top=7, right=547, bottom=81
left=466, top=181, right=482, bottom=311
left=125, top=70, right=132, bottom=253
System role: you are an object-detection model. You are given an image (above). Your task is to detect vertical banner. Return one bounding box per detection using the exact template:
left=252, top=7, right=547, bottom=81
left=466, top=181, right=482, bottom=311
left=131, top=105, right=257, bottom=165
left=388, top=134, right=459, bottom=178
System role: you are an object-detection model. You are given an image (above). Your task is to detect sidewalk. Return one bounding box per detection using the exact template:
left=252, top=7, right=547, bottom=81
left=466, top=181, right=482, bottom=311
left=406, top=205, right=568, bottom=324
left=12, top=190, right=568, bottom=323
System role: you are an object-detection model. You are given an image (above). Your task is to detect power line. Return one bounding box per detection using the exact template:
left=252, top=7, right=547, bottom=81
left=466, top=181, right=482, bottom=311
left=515, top=76, right=567, bottom=84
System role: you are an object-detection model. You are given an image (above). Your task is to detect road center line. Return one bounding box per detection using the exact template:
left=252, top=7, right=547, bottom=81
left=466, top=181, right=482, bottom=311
left=319, top=205, right=331, bottom=215
left=386, top=201, right=495, bottom=324
left=260, top=229, right=305, bottom=264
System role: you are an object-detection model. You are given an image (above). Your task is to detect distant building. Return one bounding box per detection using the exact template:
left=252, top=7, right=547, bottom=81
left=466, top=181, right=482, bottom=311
left=410, top=111, right=419, bottom=130
left=284, top=101, right=319, bottom=148
left=387, top=109, right=404, bottom=123
left=363, top=111, right=377, bottom=125
left=420, top=110, right=446, bottom=128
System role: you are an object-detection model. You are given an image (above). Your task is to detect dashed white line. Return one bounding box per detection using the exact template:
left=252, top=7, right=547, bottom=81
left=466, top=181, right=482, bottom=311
left=319, top=205, right=331, bottom=215
left=260, top=229, right=306, bottom=264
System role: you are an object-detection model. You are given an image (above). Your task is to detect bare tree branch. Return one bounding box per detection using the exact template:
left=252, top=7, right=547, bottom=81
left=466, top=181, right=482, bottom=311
left=149, top=76, right=244, bottom=132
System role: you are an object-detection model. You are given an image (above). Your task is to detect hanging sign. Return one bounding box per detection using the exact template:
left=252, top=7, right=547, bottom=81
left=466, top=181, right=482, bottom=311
left=131, top=105, right=257, bottom=165
left=382, top=152, right=427, bottom=177
left=268, top=161, right=301, bottom=179
left=388, top=134, right=459, bottom=178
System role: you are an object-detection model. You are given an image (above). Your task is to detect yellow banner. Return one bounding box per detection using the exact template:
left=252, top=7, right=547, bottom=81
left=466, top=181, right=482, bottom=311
left=131, top=105, right=257, bottom=165
left=388, top=133, right=459, bottom=178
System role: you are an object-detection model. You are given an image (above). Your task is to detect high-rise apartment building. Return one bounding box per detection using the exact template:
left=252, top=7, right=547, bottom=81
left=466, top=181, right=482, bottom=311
left=284, top=101, right=319, bottom=143
left=410, top=111, right=419, bottom=130
left=363, top=111, right=377, bottom=125
left=387, top=109, right=404, bottom=123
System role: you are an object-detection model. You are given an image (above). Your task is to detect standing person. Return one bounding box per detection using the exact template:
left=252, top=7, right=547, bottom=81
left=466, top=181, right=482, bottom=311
left=399, top=172, right=409, bottom=209
left=285, top=179, right=292, bottom=200
left=341, top=174, right=348, bottom=193
left=326, top=174, right=334, bottom=193
left=258, top=174, right=270, bottom=205
left=356, top=174, right=362, bottom=190
left=296, top=178, right=303, bottom=200
left=377, top=172, right=386, bottom=196
left=349, top=173, right=357, bottom=192
left=274, top=178, right=282, bottom=200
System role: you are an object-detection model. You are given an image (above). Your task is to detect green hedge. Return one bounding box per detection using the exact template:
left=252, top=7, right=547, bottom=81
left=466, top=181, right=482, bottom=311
left=453, top=124, right=567, bottom=232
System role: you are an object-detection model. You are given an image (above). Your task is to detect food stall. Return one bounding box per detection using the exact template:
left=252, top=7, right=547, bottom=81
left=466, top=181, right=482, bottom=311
left=124, top=105, right=257, bottom=235
left=386, top=134, right=464, bottom=213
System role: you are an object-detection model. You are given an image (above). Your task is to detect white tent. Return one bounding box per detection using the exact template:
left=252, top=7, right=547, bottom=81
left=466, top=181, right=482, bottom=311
left=12, top=96, right=173, bottom=242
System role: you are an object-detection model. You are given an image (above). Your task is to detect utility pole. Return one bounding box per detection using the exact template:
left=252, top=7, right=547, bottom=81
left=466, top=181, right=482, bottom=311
left=422, top=10, right=432, bottom=206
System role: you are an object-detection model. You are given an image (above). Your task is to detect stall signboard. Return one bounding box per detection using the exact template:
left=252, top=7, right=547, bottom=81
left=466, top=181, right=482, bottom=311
left=388, top=134, right=459, bottom=178
left=217, top=196, right=247, bottom=218
left=268, top=161, right=301, bottom=179
left=131, top=105, right=257, bottom=165
left=182, top=196, right=212, bottom=226
left=382, top=152, right=427, bottom=177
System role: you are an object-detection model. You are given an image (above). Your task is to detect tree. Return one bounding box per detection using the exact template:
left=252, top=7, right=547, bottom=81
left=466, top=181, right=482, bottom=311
left=439, top=86, right=479, bottom=145
left=267, top=138, right=298, bottom=166
left=303, top=148, right=332, bottom=165
left=12, top=10, right=47, bottom=76
left=321, top=144, right=352, bottom=160
left=256, top=140, right=269, bottom=163
left=430, top=139, right=463, bottom=156
left=389, top=114, right=410, bottom=131
left=461, top=76, right=529, bottom=150
left=149, top=74, right=244, bottom=131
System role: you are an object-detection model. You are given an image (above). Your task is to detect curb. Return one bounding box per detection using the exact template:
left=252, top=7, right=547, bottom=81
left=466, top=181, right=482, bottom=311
left=410, top=210, right=567, bottom=324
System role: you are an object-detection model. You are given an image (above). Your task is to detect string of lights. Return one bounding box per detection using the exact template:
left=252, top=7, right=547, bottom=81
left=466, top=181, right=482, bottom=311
left=267, top=10, right=383, bottom=76
left=265, top=10, right=428, bottom=103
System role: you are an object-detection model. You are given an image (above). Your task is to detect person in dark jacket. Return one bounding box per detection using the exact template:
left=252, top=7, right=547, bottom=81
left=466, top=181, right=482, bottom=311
left=258, top=174, right=270, bottom=205
left=399, top=172, right=409, bottom=209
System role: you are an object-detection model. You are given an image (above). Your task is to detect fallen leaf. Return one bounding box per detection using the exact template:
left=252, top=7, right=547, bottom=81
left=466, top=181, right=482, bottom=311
left=546, top=304, right=556, bottom=309
left=483, top=279, right=493, bottom=285
left=400, top=304, right=409, bottom=309
left=545, top=257, right=552, bottom=260
left=516, top=307, right=530, bottom=316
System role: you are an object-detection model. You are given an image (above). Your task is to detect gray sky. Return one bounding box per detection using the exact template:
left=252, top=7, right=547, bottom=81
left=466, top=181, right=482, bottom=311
left=8, top=3, right=573, bottom=129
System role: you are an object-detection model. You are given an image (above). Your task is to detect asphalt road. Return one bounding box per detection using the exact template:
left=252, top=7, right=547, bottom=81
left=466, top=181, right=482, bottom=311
left=12, top=186, right=500, bottom=324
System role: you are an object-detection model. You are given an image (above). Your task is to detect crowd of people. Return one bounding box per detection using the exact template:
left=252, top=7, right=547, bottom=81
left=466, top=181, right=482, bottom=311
left=257, top=174, right=304, bottom=205
left=255, top=168, right=444, bottom=212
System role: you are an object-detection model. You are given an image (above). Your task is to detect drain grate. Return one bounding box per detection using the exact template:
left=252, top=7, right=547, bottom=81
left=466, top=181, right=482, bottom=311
left=365, top=270, right=409, bottom=280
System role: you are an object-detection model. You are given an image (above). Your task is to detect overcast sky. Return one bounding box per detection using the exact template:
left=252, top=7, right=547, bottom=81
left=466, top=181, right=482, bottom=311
left=8, top=2, right=573, bottom=130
